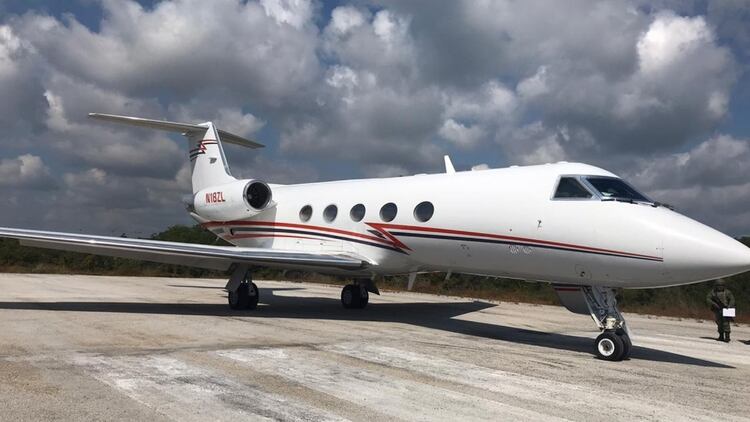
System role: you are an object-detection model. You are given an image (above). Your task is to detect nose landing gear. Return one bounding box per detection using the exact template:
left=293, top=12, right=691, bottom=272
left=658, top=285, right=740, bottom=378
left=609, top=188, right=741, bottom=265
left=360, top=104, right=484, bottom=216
left=595, top=328, right=631, bottom=361
left=582, top=286, right=632, bottom=361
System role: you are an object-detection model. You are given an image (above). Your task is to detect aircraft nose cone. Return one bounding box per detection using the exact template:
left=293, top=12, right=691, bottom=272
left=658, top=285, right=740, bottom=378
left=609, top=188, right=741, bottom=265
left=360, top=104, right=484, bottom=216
left=704, top=238, right=750, bottom=272
left=664, top=218, right=750, bottom=282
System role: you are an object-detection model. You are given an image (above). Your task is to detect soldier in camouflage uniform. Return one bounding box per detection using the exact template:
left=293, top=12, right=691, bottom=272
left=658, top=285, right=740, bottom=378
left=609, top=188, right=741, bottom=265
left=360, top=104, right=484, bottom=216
left=707, top=279, right=735, bottom=342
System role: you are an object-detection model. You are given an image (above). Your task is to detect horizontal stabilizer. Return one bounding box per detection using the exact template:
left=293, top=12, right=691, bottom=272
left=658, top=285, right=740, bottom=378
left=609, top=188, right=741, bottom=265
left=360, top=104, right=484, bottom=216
left=89, top=113, right=264, bottom=149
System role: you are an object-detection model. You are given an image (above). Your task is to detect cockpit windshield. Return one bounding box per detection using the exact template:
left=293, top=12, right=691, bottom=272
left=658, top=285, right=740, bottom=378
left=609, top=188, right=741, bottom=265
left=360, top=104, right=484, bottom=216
left=585, top=176, right=650, bottom=202
left=553, top=177, right=593, bottom=199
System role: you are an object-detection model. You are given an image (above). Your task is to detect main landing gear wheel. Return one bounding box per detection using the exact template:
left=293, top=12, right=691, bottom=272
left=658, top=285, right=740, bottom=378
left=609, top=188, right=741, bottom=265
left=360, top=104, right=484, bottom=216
left=228, top=282, right=259, bottom=310
left=341, top=284, right=368, bottom=309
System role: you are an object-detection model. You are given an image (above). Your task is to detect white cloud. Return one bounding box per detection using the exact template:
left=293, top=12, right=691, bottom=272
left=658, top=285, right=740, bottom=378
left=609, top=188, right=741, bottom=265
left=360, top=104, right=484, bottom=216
left=517, top=66, right=549, bottom=100
left=438, top=119, right=484, bottom=148
left=372, top=10, right=409, bottom=46
left=260, top=0, right=314, bottom=29
left=631, top=134, right=750, bottom=190
left=444, top=80, right=518, bottom=122
left=504, top=122, right=568, bottom=165
left=637, top=13, right=713, bottom=75
left=0, top=25, right=23, bottom=77
left=328, top=6, right=366, bottom=35
left=0, top=154, right=54, bottom=189
left=15, top=0, right=321, bottom=103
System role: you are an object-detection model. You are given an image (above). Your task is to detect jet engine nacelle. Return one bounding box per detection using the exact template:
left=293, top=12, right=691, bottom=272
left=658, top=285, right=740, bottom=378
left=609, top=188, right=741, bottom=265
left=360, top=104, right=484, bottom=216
left=194, top=180, right=273, bottom=222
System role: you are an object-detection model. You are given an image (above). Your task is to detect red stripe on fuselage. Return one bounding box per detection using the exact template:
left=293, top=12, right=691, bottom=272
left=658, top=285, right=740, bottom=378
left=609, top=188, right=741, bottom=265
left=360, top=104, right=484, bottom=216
left=203, top=221, right=394, bottom=246
left=368, top=223, right=662, bottom=261
left=204, top=220, right=661, bottom=261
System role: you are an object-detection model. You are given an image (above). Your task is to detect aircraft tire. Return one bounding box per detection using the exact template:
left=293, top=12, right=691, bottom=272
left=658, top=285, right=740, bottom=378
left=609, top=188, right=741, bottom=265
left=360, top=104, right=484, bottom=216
left=228, top=290, right=241, bottom=310
left=228, top=283, right=258, bottom=310
left=245, top=282, right=259, bottom=310
left=617, top=332, right=632, bottom=360
left=359, top=288, right=369, bottom=308
left=595, top=331, right=625, bottom=361
left=341, top=284, right=357, bottom=309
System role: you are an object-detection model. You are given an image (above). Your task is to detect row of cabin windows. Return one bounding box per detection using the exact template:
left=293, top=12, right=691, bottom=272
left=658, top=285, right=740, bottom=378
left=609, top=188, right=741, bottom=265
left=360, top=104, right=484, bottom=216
left=299, top=201, right=434, bottom=224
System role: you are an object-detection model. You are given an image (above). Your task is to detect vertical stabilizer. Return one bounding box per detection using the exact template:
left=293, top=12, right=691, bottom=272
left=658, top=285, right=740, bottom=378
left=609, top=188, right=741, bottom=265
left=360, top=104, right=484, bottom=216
left=87, top=113, right=264, bottom=194
left=187, top=123, right=236, bottom=193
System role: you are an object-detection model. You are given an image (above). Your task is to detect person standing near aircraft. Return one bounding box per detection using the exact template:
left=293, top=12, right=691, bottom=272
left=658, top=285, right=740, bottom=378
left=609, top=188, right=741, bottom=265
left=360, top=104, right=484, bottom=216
left=707, top=279, right=735, bottom=342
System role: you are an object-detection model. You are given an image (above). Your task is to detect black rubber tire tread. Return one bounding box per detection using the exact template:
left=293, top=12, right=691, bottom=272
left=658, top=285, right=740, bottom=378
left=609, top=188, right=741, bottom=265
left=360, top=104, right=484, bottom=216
left=236, top=283, right=250, bottom=309
left=228, top=290, right=241, bottom=310
left=618, top=333, right=632, bottom=360
left=245, top=282, right=259, bottom=310
left=360, top=288, right=369, bottom=308
left=595, top=331, right=625, bottom=361
left=341, top=284, right=356, bottom=309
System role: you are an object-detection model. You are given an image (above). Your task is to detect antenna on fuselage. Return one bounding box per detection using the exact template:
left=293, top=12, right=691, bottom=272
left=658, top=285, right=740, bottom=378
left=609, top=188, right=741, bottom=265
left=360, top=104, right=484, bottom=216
left=444, top=155, right=456, bottom=174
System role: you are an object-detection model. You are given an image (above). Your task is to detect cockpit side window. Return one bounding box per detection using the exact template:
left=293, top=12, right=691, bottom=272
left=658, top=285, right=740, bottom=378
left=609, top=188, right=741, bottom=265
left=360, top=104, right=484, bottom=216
left=585, top=176, right=650, bottom=202
left=553, top=177, right=593, bottom=199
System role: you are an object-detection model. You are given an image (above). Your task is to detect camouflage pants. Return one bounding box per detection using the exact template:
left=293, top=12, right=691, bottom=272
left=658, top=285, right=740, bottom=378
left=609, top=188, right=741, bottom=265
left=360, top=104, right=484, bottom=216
left=715, top=313, right=732, bottom=333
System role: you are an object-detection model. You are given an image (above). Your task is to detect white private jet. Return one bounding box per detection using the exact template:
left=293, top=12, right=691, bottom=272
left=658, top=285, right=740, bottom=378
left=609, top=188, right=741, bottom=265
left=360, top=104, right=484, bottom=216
left=2, top=113, right=749, bottom=361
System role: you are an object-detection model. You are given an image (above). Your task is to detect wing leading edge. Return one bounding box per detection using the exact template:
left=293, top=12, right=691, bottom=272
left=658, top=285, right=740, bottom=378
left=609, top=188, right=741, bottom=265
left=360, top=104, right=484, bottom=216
left=0, top=228, right=370, bottom=272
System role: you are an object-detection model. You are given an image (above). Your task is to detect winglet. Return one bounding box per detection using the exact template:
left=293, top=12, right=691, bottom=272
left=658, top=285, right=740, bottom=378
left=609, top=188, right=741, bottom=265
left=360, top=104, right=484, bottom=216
left=444, top=155, right=456, bottom=174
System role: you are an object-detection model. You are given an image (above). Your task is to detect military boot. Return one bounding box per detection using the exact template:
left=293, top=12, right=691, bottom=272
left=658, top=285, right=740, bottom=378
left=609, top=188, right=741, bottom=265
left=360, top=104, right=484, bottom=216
left=725, top=332, right=731, bottom=342
left=719, top=332, right=725, bottom=342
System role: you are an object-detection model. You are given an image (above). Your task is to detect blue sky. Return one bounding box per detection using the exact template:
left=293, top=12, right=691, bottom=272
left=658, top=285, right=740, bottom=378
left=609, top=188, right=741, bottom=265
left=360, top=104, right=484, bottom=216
left=0, top=0, right=749, bottom=236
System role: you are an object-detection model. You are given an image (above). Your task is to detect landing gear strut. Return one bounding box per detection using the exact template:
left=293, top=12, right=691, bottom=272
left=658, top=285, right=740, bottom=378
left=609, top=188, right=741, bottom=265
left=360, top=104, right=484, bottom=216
left=582, top=286, right=632, bottom=361
left=226, top=265, right=259, bottom=310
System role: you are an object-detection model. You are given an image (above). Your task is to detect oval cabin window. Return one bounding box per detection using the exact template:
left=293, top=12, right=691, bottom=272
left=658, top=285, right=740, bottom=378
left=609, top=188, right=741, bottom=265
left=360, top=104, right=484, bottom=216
left=323, top=204, right=338, bottom=222
left=299, top=205, right=313, bottom=222
left=380, top=202, right=398, bottom=222
left=350, top=204, right=366, bottom=222
left=413, top=201, right=434, bottom=222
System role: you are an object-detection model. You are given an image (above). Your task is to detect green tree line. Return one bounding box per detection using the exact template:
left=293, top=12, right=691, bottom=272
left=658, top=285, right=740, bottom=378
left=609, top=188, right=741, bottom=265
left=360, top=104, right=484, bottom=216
left=0, top=225, right=747, bottom=322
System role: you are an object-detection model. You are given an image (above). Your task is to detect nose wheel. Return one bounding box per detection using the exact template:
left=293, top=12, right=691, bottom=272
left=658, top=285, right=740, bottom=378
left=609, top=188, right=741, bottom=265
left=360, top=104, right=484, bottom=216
left=595, top=330, right=631, bottom=361
left=341, top=284, right=369, bottom=309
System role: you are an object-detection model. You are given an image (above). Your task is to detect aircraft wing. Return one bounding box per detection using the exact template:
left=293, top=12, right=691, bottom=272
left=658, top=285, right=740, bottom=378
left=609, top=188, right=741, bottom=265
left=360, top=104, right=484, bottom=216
left=0, top=228, right=370, bottom=272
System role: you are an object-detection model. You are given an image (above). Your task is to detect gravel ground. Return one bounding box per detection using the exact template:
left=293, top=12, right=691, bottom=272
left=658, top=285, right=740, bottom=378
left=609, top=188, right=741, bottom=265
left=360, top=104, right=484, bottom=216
left=0, top=273, right=748, bottom=421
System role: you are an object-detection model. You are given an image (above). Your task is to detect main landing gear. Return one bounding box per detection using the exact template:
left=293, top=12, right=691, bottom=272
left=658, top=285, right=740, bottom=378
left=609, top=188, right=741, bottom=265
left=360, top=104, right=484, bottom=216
left=226, top=265, right=259, bottom=310
left=341, top=278, right=379, bottom=309
left=582, top=286, right=632, bottom=361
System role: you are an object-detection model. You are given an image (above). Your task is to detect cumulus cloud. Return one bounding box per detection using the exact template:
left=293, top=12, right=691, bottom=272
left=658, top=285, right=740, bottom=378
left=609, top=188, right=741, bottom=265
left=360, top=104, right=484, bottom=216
left=622, top=134, right=750, bottom=234
left=0, top=154, right=55, bottom=189
left=438, top=119, right=485, bottom=149
left=13, top=0, right=321, bottom=103
left=631, top=135, right=750, bottom=190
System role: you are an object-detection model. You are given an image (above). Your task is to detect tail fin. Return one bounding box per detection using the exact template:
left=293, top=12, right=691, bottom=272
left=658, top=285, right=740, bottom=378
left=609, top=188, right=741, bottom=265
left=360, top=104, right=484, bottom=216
left=88, top=113, right=264, bottom=193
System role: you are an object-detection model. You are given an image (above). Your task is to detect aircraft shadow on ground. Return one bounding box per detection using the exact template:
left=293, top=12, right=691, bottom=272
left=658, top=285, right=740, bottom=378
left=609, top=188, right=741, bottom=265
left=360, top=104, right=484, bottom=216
left=0, top=287, right=732, bottom=368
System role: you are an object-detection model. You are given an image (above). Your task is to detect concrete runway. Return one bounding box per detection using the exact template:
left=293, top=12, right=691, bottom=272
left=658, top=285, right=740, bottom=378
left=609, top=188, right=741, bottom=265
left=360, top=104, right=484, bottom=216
left=0, top=274, right=748, bottom=421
